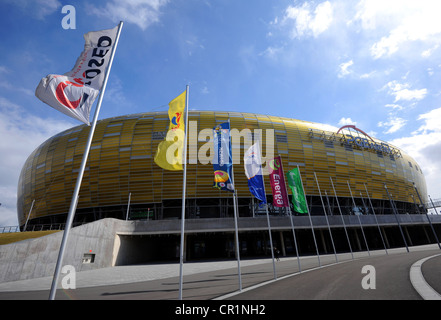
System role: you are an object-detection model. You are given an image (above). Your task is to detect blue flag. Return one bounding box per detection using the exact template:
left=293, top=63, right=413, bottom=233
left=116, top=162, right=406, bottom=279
left=244, top=143, right=266, bottom=205
left=213, top=122, right=234, bottom=192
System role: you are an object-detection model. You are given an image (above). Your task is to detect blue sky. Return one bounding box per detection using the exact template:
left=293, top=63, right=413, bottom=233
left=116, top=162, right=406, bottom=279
left=1, top=0, right=441, bottom=225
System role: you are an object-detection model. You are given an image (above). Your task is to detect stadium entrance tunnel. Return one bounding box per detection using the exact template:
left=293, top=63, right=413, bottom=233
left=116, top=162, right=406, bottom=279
left=113, top=231, right=304, bottom=266
left=112, top=223, right=441, bottom=266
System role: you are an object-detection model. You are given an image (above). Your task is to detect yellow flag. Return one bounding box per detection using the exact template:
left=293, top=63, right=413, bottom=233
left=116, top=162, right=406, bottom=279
left=154, top=91, right=186, bottom=170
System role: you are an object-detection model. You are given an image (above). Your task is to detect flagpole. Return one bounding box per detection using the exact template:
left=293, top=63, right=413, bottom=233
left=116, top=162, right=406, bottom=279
left=263, top=186, right=277, bottom=280
left=260, top=145, right=276, bottom=279
left=231, top=167, right=242, bottom=291
left=314, top=172, right=337, bottom=263
left=297, top=166, right=321, bottom=267
left=279, top=156, right=301, bottom=272
left=229, top=120, right=242, bottom=292
left=178, top=85, right=189, bottom=300
left=48, top=21, right=124, bottom=300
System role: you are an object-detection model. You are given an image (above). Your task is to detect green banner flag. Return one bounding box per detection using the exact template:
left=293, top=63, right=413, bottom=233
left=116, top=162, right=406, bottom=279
left=287, top=168, right=308, bottom=214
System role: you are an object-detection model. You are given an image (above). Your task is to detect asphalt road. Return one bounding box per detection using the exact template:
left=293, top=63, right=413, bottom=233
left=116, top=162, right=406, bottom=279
left=0, top=247, right=439, bottom=301
left=227, top=249, right=441, bottom=300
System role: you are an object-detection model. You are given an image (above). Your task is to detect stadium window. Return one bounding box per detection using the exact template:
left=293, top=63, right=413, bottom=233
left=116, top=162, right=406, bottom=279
left=344, top=144, right=353, bottom=152
left=103, top=132, right=120, bottom=138
left=276, top=135, right=288, bottom=143
left=324, top=140, right=334, bottom=148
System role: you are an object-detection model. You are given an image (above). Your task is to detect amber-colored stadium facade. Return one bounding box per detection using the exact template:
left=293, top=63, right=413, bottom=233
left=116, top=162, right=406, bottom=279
left=17, top=111, right=437, bottom=261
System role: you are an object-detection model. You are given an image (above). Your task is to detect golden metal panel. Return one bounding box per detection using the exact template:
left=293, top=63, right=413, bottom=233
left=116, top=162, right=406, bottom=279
left=16, top=112, right=428, bottom=225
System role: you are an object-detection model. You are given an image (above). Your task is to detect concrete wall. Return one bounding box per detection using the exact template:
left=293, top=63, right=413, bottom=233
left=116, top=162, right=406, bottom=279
left=0, top=218, right=119, bottom=283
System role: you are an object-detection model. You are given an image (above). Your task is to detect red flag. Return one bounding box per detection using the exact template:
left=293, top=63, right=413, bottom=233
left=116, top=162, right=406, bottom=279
left=268, top=156, right=289, bottom=207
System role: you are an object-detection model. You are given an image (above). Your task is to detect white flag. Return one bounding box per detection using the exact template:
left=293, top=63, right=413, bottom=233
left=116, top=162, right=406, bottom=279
left=244, top=143, right=267, bottom=204
left=244, top=143, right=263, bottom=179
left=35, top=26, right=118, bottom=125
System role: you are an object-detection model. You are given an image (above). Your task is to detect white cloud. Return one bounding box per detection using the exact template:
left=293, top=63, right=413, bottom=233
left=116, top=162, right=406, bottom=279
left=0, top=81, right=33, bottom=97
left=36, top=0, right=61, bottom=18
left=353, top=0, right=441, bottom=59
left=385, top=81, right=428, bottom=102
left=422, top=44, right=439, bottom=58
left=6, top=0, right=61, bottom=19
left=0, top=97, right=72, bottom=226
left=283, top=1, right=333, bottom=38
left=269, top=0, right=441, bottom=66
left=385, top=104, right=404, bottom=111
left=352, top=0, right=403, bottom=30
left=200, top=86, right=209, bottom=95
left=413, top=107, right=441, bottom=135
left=89, top=0, right=169, bottom=30
left=338, top=60, right=354, bottom=78
left=259, top=46, right=284, bottom=60
left=378, top=117, right=407, bottom=134
left=338, top=117, right=357, bottom=126
left=390, top=107, right=441, bottom=198
left=359, top=71, right=376, bottom=79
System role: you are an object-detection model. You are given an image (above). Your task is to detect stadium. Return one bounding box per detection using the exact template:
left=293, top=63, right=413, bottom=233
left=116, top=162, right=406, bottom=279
left=16, top=111, right=441, bottom=264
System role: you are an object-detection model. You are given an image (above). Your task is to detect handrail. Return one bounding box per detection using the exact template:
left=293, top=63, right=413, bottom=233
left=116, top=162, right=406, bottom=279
left=0, top=222, right=87, bottom=234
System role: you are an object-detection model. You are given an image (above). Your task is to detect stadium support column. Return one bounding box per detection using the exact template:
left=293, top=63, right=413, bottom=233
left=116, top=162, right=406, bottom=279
left=363, top=183, right=388, bottom=255
left=297, top=166, right=320, bottom=267
left=414, top=183, right=441, bottom=250
left=384, top=184, right=409, bottom=253
left=23, top=199, right=35, bottom=231
left=279, top=231, right=286, bottom=256
left=314, top=172, right=337, bottom=263
left=404, top=227, right=413, bottom=246
left=347, top=181, right=370, bottom=256
left=330, top=177, right=353, bottom=260
left=429, top=195, right=440, bottom=215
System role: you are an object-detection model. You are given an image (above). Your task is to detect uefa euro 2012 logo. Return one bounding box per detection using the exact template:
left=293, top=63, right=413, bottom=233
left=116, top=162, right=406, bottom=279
left=214, top=124, right=228, bottom=135
left=214, top=170, right=229, bottom=189
left=171, top=112, right=182, bottom=131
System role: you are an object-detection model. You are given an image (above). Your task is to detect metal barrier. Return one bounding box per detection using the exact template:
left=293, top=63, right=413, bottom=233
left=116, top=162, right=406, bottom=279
left=427, top=198, right=441, bottom=209
left=0, top=226, right=20, bottom=233
left=0, top=223, right=86, bottom=233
